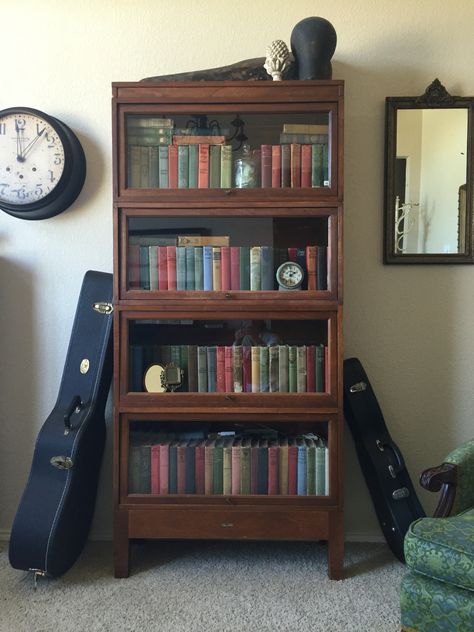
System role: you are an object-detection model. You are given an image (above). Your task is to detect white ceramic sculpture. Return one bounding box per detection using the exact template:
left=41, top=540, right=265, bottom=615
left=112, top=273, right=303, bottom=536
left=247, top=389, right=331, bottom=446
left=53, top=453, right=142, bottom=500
left=263, top=40, right=293, bottom=81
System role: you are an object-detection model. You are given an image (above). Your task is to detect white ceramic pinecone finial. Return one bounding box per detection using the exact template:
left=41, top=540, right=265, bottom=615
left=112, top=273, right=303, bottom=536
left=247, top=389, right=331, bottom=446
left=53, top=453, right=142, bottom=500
left=264, top=40, right=292, bottom=81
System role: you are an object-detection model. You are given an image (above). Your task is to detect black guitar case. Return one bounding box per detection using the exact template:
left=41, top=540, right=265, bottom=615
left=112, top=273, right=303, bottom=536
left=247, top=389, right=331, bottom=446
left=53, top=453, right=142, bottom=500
left=343, top=357, right=425, bottom=562
left=9, top=270, right=113, bottom=578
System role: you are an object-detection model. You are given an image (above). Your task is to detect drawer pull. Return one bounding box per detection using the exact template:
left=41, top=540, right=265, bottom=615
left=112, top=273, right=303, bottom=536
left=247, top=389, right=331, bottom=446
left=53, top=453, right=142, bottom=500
left=221, top=522, right=234, bottom=528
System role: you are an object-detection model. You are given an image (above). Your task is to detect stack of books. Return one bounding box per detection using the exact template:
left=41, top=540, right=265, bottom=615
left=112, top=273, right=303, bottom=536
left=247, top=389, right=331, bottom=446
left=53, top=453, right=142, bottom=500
left=129, top=432, right=329, bottom=496
left=130, top=343, right=328, bottom=394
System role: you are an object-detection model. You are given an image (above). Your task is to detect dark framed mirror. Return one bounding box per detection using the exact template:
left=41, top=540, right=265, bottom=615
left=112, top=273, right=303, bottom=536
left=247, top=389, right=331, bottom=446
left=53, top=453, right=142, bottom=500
left=384, top=79, right=474, bottom=263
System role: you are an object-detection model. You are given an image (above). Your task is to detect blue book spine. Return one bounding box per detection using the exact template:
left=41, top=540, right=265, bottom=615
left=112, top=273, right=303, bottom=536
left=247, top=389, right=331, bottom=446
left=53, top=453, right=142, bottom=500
left=185, top=443, right=196, bottom=493
left=203, top=246, right=213, bottom=290
left=206, top=346, right=217, bottom=392
left=158, top=145, right=169, bottom=188
left=139, top=245, right=150, bottom=290
left=260, top=246, right=275, bottom=290
left=185, top=246, right=195, bottom=290
left=188, top=144, right=198, bottom=188
left=194, top=246, right=204, bottom=290
left=176, top=246, right=186, bottom=290
left=297, top=443, right=307, bottom=495
left=178, top=145, right=189, bottom=189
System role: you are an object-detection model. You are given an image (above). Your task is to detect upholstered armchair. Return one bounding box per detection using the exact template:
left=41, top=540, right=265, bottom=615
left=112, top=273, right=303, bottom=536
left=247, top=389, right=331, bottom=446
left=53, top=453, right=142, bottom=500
left=400, top=438, right=474, bottom=632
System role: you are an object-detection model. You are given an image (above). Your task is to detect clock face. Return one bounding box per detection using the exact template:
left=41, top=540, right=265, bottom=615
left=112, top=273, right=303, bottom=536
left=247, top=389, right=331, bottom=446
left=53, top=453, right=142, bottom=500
left=276, top=261, right=304, bottom=289
left=0, top=111, right=66, bottom=206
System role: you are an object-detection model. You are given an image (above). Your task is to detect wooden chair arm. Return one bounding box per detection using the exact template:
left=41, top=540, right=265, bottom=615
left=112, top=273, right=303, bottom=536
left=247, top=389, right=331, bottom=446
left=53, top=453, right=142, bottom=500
left=420, top=462, right=458, bottom=518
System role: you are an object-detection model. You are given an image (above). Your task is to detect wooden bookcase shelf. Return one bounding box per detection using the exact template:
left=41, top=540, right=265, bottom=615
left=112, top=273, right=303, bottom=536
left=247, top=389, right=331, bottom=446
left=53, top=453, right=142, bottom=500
left=112, top=80, right=344, bottom=579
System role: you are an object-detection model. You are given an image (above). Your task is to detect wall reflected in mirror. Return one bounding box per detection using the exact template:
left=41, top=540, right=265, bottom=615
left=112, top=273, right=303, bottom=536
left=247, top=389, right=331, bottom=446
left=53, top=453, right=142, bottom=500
left=384, top=79, right=474, bottom=264
left=395, top=108, right=467, bottom=255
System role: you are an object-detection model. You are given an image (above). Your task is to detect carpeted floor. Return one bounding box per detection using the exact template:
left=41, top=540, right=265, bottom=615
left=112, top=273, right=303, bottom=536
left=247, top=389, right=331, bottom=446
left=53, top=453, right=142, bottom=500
left=0, top=540, right=405, bottom=632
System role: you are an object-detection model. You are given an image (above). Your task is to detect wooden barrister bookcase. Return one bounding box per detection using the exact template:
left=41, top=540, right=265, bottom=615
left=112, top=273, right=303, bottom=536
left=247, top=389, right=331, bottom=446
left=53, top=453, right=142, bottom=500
left=112, top=80, right=344, bottom=579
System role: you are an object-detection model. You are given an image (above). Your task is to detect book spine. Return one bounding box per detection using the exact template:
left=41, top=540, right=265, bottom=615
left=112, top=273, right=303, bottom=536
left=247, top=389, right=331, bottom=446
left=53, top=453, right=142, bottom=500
left=251, top=346, right=260, bottom=393
left=250, top=441, right=259, bottom=494
left=230, top=246, right=240, bottom=290
left=223, top=442, right=232, bottom=495
left=168, top=143, right=178, bottom=188
left=280, top=143, right=291, bottom=187
left=158, top=246, right=168, bottom=290
left=176, top=246, right=186, bottom=290
left=187, top=345, right=198, bottom=392
left=197, top=346, right=208, bottom=392
left=301, top=144, right=312, bottom=188
left=139, top=245, right=150, bottom=290
left=206, top=346, right=217, bottom=392
left=151, top=445, right=160, bottom=494
left=224, top=346, right=233, bottom=392
left=204, top=442, right=214, bottom=495
left=148, top=246, right=158, bottom=291
left=278, top=440, right=289, bottom=495
left=271, top=144, right=281, bottom=188
left=185, top=246, right=195, bottom=290
left=212, top=247, right=221, bottom=291
left=213, top=443, right=224, bottom=494
left=231, top=440, right=241, bottom=495
left=306, top=345, right=316, bottom=393
left=158, top=145, right=169, bottom=188
left=177, top=144, right=189, bottom=188
left=306, top=245, right=317, bottom=291
left=239, top=246, right=250, bottom=290
left=288, top=442, right=298, bottom=495
left=260, top=246, right=274, bottom=290
left=203, top=246, right=213, bottom=290
left=288, top=346, right=297, bottom=393
left=198, top=143, right=209, bottom=188
left=306, top=440, right=316, bottom=495
left=242, top=346, right=252, bottom=392
left=194, top=246, right=204, bottom=291
left=311, top=143, right=323, bottom=187
left=261, top=144, right=272, bottom=188
left=168, top=444, right=177, bottom=494
left=269, top=345, right=279, bottom=392
left=159, top=443, right=169, bottom=495
left=188, top=144, right=198, bottom=188
left=128, top=243, right=140, bottom=290
left=232, top=345, right=243, bottom=393
left=316, top=443, right=326, bottom=496
left=166, top=246, right=177, bottom=290
left=259, top=346, right=269, bottom=392
left=278, top=345, right=289, bottom=393
left=209, top=144, right=221, bottom=188
left=195, top=442, right=205, bottom=495
left=316, top=344, right=325, bottom=392
left=297, top=444, right=307, bottom=495
left=149, top=146, right=159, bottom=188
left=290, top=143, right=301, bottom=188
left=250, top=246, right=261, bottom=291
left=220, top=246, right=231, bottom=291
left=296, top=345, right=307, bottom=393
left=216, top=346, right=226, bottom=393
left=267, top=443, right=279, bottom=494
left=140, top=146, right=149, bottom=187
left=177, top=442, right=186, bottom=494
left=240, top=444, right=251, bottom=494
left=257, top=442, right=268, bottom=494
left=220, top=144, right=232, bottom=188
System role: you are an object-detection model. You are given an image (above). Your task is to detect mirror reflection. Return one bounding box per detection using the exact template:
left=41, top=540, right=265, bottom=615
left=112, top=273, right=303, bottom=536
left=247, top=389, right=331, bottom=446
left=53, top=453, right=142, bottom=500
left=395, top=108, right=467, bottom=255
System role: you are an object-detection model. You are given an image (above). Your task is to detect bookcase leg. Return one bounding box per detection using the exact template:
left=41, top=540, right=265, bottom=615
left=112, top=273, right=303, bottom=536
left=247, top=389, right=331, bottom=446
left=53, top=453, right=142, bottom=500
left=114, top=510, right=130, bottom=578
left=327, top=510, right=344, bottom=580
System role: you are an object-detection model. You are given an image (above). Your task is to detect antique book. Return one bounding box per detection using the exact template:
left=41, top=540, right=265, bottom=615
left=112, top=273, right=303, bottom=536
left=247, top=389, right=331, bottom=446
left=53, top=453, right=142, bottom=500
left=222, top=437, right=233, bottom=495
left=271, top=144, right=281, bottom=188
left=203, top=246, right=213, bottom=291
left=288, top=346, right=297, bottom=393
left=220, top=144, right=233, bottom=188
left=175, top=246, right=186, bottom=290
left=188, top=144, right=198, bottom=188
left=216, top=346, right=226, bottom=393
left=204, top=438, right=215, bottom=495
left=280, top=143, right=291, bottom=188
left=242, top=345, right=252, bottom=392
left=260, top=144, right=272, bottom=188
left=220, top=246, right=231, bottom=291
left=230, top=246, right=240, bottom=290
left=278, top=437, right=289, bottom=495
left=172, top=135, right=226, bottom=145
left=290, top=143, right=301, bottom=188
left=306, top=245, right=317, bottom=291
left=148, top=245, right=158, bottom=291
left=197, top=346, right=208, bottom=393
left=194, top=439, right=205, bottom=495
left=209, top=144, right=221, bottom=188
left=212, top=247, right=221, bottom=291
left=259, top=346, right=269, bottom=392
left=251, top=346, right=260, bottom=393
left=260, top=246, right=274, bottom=291
left=232, top=345, right=243, bottom=393
left=150, top=444, right=160, bottom=494
left=317, top=245, right=328, bottom=290
left=206, top=346, right=217, bottom=392
left=250, top=246, right=261, bottom=291
left=198, top=144, right=209, bottom=188
left=296, top=345, right=307, bottom=393
left=306, top=345, right=316, bottom=393
left=185, top=246, right=195, bottom=290
left=177, top=144, right=189, bottom=189
left=166, top=245, right=177, bottom=290
left=212, top=437, right=225, bottom=494
left=186, top=344, right=198, bottom=392
left=278, top=344, right=289, bottom=393
left=157, top=246, right=168, bottom=290
left=224, top=346, right=233, bottom=392
left=231, top=438, right=242, bottom=495
left=267, top=439, right=279, bottom=495
left=269, top=345, right=279, bottom=392
left=177, top=235, right=230, bottom=246
left=239, top=246, right=250, bottom=290
left=194, top=246, right=204, bottom=291
left=240, top=438, right=251, bottom=494
left=168, top=143, right=178, bottom=188
left=301, top=144, right=312, bottom=188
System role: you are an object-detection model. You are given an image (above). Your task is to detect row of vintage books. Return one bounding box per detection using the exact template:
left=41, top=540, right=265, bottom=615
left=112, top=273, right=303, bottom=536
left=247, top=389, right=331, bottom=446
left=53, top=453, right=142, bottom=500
left=129, top=242, right=328, bottom=291
left=127, top=141, right=329, bottom=190
left=130, top=343, right=328, bottom=393
left=128, top=432, right=329, bottom=496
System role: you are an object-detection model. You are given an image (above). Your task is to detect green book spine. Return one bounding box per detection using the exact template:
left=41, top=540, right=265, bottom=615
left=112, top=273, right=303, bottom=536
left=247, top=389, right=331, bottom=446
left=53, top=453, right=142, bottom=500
left=194, top=246, right=204, bottom=290
left=149, top=146, right=160, bottom=188
left=288, top=345, right=297, bottom=393
left=259, top=346, right=269, bottom=392
left=170, top=344, right=181, bottom=368
left=185, top=246, right=195, bottom=290
left=206, top=346, right=217, bottom=392
left=269, top=345, right=279, bottom=392
left=232, top=345, right=243, bottom=393
left=209, top=144, right=221, bottom=188
left=188, top=144, right=198, bottom=188
left=128, top=444, right=151, bottom=494
left=315, top=344, right=325, bottom=392
left=179, top=344, right=189, bottom=392
left=239, top=246, right=250, bottom=290
left=158, top=145, right=169, bottom=188
left=220, top=144, right=232, bottom=188
left=260, top=246, right=274, bottom=290
left=178, top=144, right=189, bottom=188
left=212, top=438, right=224, bottom=494
left=222, top=438, right=233, bottom=495
left=280, top=143, right=291, bottom=187
left=240, top=439, right=251, bottom=494
left=186, top=345, right=198, bottom=392
left=168, top=441, right=178, bottom=494
left=315, top=441, right=326, bottom=496
left=278, top=345, right=289, bottom=392
left=197, top=346, right=208, bottom=392
left=176, top=246, right=186, bottom=290
left=296, top=345, right=307, bottom=392
left=148, top=245, right=158, bottom=291
left=306, top=438, right=316, bottom=495
left=250, top=246, right=261, bottom=291
left=139, top=245, right=150, bottom=290
left=311, top=143, right=324, bottom=187
left=322, top=143, right=329, bottom=186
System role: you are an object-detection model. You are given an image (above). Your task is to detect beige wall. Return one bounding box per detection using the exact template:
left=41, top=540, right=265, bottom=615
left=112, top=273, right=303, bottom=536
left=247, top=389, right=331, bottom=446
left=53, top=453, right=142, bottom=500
left=1, top=0, right=473, bottom=541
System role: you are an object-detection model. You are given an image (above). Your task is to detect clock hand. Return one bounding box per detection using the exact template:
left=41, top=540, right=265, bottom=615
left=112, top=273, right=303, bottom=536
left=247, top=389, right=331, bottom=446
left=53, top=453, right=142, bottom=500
left=20, top=127, right=46, bottom=161
left=15, top=120, right=24, bottom=160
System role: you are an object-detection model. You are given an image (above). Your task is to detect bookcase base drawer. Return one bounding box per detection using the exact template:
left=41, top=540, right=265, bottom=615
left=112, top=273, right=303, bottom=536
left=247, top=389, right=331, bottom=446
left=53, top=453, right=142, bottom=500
left=128, top=508, right=329, bottom=540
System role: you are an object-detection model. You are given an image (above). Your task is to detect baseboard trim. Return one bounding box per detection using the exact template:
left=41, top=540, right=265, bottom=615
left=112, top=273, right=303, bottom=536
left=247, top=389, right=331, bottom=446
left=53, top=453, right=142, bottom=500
left=1, top=529, right=385, bottom=543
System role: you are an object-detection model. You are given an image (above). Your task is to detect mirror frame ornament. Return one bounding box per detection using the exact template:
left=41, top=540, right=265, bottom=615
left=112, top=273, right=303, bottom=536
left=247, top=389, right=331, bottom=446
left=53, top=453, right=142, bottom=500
left=384, top=79, right=474, bottom=264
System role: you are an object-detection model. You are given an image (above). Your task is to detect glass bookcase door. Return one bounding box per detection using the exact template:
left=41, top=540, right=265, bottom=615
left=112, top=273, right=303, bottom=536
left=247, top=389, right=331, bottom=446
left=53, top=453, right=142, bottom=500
left=124, top=315, right=334, bottom=396
left=120, top=108, right=336, bottom=195
left=126, top=419, right=331, bottom=499
left=122, top=212, right=338, bottom=299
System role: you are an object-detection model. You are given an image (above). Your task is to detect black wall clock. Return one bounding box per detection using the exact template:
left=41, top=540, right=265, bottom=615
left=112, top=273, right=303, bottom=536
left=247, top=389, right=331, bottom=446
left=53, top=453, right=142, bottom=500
left=0, top=107, right=86, bottom=220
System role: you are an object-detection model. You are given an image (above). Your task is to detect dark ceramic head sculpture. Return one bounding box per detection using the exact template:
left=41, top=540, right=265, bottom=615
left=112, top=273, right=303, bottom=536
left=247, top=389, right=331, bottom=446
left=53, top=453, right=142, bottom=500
left=290, top=17, right=337, bottom=80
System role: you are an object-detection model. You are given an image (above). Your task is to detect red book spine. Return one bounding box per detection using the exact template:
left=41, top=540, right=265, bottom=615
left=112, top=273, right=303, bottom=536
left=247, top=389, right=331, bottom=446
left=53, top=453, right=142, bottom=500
left=261, top=144, right=272, bottom=188
left=231, top=442, right=241, bottom=495
left=325, top=345, right=329, bottom=392
left=177, top=443, right=186, bottom=494
left=301, top=144, right=312, bottom=187
left=151, top=445, right=160, bottom=494
left=216, top=346, right=226, bottom=392
left=230, top=246, right=240, bottom=290
left=267, top=443, right=279, bottom=494
left=306, top=245, right=317, bottom=291
left=128, top=243, right=140, bottom=289
left=306, top=345, right=316, bottom=392
left=166, top=246, right=177, bottom=290
left=290, top=143, right=301, bottom=188
left=159, top=444, right=169, bottom=494
left=287, top=247, right=298, bottom=262
left=242, top=346, right=252, bottom=392
left=158, top=246, right=168, bottom=290
left=288, top=445, right=298, bottom=495
left=224, top=346, right=233, bottom=392
left=168, top=144, right=178, bottom=188
left=198, top=144, right=209, bottom=188
left=271, top=144, right=281, bottom=188
left=195, top=442, right=205, bottom=495
left=220, top=245, right=231, bottom=290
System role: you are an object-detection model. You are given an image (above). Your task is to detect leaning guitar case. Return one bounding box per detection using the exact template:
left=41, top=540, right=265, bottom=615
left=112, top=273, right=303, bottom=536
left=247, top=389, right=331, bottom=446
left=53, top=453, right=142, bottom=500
left=343, top=357, right=425, bottom=562
left=9, top=270, right=113, bottom=579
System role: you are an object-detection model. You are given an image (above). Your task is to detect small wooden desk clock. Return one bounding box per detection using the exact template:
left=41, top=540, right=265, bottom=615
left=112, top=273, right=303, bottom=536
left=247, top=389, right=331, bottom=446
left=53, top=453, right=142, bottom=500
left=0, top=107, right=86, bottom=220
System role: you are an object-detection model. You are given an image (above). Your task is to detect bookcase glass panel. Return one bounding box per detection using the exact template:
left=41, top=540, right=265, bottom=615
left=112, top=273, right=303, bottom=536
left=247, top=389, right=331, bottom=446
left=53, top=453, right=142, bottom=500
left=127, top=216, right=329, bottom=292
left=128, top=318, right=329, bottom=394
left=127, top=420, right=330, bottom=497
left=125, top=112, right=331, bottom=190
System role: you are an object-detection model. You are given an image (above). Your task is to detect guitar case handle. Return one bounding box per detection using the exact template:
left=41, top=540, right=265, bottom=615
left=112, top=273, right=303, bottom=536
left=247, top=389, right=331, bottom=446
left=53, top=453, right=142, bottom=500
left=376, top=438, right=406, bottom=478
left=63, top=396, right=83, bottom=433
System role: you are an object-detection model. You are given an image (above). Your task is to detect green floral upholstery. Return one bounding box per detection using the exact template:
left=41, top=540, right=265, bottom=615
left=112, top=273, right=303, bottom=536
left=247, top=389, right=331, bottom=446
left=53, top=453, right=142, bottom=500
left=400, top=438, right=474, bottom=632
